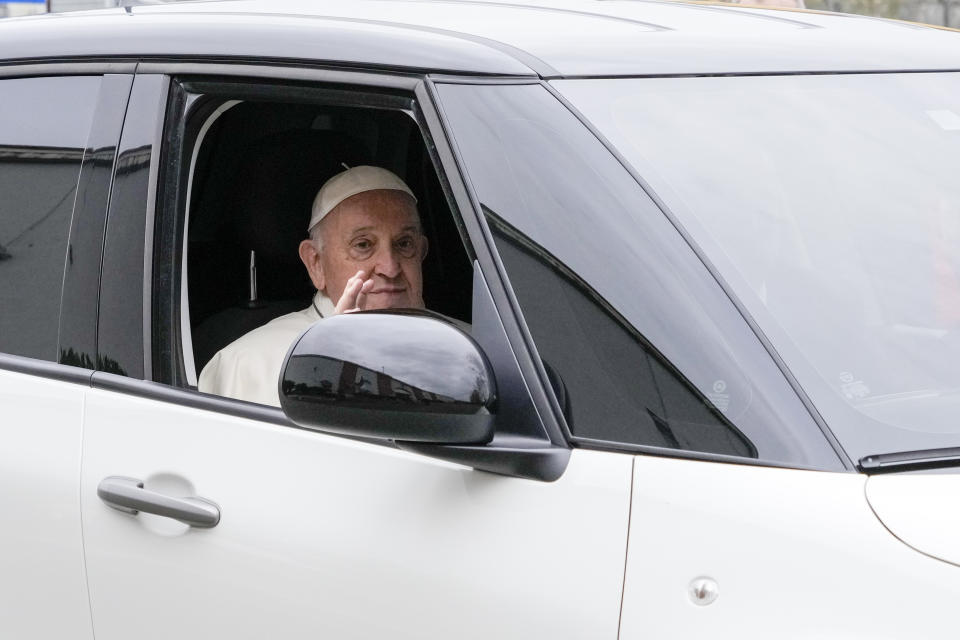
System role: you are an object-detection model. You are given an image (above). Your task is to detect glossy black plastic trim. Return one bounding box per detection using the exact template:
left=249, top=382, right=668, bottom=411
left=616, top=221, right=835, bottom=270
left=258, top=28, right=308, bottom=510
left=547, top=69, right=960, bottom=81
left=58, top=74, right=134, bottom=371
left=281, top=311, right=496, bottom=444
left=399, top=434, right=571, bottom=482
left=467, top=266, right=544, bottom=440
left=860, top=448, right=960, bottom=474
left=427, top=75, right=541, bottom=85
left=409, top=88, right=475, bottom=263
left=180, top=79, right=415, bottom=111
left=0, top=352, right=94, bottom=386
left=137, top=62, right=423, bottom=90
left=572, top=436, right=829, bottom=472
left=422, top=78, right=570, bottom=449
left=540, top=80, right=853, bottom=472
left=99, top=74, right=170, bottom=380
left=133, top=54, right=526, bottom=77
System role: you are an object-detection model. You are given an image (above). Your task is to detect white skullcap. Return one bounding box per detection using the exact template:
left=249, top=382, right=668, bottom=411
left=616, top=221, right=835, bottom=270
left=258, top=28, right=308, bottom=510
left=309, top=165, right=417, bottom=232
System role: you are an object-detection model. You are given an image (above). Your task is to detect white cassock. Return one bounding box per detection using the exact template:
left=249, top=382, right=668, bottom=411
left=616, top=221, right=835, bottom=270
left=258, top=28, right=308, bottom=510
left=198, top=291, right=337, bottom=407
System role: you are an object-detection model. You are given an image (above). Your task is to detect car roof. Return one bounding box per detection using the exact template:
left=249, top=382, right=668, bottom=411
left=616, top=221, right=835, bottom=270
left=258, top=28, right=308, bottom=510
left=2, top=0, right=960, bottom=78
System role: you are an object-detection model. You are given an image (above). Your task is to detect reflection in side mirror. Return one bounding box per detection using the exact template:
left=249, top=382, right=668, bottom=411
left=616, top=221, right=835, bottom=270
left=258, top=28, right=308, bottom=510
left=280, top=310, right=496, bottom=444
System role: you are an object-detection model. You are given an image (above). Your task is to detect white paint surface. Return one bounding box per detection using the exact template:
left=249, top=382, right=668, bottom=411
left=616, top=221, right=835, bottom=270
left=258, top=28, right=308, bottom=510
left=620, top=454, right=960, bottom=639
left=866, top=472, right=960, bottom=567
left=0, top=369, right=93, bottom=640
left=80, top=387, right=632, bottom=639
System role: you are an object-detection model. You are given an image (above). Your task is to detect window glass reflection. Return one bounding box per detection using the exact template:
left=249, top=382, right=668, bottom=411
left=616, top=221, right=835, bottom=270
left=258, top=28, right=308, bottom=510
left=488, top=209, right=755, bottom=457
left=282, top=312, right=493, bottom=412
left=437, top=83, right=814, bottom=460
left=556, top=73, right=960, bottom=459
left=0, top=76, right=100, bottom=361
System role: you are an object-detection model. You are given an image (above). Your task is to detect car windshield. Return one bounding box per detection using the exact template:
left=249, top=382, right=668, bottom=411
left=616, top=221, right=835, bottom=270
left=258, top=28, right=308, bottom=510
left=555, top=73, right=960, bottom=461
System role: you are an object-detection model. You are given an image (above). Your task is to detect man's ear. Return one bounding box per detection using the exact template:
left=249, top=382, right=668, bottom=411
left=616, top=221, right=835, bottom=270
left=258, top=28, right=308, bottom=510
left=420, top=233, right=429, bottom=262
left=298, top=239, right=326, bottom=291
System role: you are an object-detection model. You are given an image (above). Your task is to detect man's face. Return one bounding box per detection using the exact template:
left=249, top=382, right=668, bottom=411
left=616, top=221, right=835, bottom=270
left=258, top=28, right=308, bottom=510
left=302, top=189, right=427, bottom=311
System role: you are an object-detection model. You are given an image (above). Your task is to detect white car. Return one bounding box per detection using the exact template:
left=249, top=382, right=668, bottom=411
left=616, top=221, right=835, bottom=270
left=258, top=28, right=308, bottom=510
left=2, top=1, right=960, bottom=638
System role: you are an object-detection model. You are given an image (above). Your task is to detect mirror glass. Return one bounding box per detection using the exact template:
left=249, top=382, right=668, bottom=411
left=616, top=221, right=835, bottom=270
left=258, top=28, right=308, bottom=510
left=281, top=311, right=496, bottom=443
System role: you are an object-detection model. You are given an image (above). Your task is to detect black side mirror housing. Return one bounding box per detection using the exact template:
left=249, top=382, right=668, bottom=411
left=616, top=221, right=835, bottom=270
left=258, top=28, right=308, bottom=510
left=279, top=310, right=496, bottom=444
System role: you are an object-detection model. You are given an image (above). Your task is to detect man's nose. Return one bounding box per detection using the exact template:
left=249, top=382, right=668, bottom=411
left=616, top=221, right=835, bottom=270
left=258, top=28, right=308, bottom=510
left=373, top=245, right=402, bottom=279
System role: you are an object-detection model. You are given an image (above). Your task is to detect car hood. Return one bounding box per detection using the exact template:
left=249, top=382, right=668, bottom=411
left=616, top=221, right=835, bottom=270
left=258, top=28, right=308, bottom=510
left=866, top=472, right=960, bottom=567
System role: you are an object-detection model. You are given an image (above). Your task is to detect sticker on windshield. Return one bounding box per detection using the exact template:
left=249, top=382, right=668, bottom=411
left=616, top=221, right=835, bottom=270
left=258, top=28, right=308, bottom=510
left=925, top=110, right=960, bottom=130
left=707, top=379, right=730, bottom=413
left=839, top=371, right=871, bottom=401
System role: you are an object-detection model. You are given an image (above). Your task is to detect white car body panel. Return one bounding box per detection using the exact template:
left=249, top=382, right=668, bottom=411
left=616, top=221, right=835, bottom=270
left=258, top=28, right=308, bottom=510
left=80, top=387, right=631, bottom=639
left=866, top=473, right=960, bottom=568
left=0, top=370, right=92, bottom=640
left=621, top=454, right=960, bottom=639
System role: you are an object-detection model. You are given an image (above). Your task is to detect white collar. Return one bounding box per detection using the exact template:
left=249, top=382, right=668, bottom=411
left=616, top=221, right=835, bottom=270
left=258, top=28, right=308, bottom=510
left=311, top=291, right=337, bottom=319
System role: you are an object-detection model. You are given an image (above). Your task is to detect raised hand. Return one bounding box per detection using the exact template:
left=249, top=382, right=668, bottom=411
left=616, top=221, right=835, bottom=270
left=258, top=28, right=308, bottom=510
left=334, top=270, right=374, bottom=314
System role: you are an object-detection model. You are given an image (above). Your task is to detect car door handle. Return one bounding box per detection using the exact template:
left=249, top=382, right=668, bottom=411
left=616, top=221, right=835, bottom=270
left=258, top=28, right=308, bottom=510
left=97, top=476, right=220, bottom=528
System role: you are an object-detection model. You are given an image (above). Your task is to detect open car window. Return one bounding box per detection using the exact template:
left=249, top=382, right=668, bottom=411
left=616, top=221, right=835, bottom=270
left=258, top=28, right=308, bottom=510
left=169, top=82, right=473, bottom=406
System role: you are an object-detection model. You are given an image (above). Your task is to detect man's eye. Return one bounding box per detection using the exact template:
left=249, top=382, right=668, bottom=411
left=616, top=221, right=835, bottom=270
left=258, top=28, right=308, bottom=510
left=396, top=237, right=416, bottom=255
left=353, top=240, right=373, bottom=251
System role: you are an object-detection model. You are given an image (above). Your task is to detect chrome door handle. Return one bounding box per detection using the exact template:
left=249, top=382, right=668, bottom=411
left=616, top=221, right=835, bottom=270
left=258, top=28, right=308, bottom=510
left=97, top=476, right=220, bottom=528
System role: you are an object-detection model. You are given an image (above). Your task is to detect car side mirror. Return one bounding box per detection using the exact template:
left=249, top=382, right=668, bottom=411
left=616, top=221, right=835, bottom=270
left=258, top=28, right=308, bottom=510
left=279, top=310, right=496, bottom=444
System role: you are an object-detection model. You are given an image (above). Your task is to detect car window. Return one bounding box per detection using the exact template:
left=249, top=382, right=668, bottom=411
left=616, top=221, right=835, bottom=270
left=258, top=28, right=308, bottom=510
left=438, top=82, right=842, bottom=467
left=556, top=74, right=960, bottom=462
left=158, top=82, right=473, bottom=409
left=0, top=76, right=100, bottom=361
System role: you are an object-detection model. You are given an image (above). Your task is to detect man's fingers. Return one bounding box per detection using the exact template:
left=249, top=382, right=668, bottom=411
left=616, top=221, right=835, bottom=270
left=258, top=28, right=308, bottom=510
left=355, top=278, right=374, bottom=311
left=334, top=270, right=367, bottom=314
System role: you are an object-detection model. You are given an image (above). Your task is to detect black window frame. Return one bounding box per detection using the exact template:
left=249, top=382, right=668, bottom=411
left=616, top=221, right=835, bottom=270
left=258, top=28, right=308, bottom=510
left=152, top=71, right=480, bottom=389
left=96, top=73, right=170, bottom=382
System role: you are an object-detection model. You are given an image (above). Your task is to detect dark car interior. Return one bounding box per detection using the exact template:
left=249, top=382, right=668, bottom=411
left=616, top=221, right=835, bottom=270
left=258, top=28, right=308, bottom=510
left=185, top=98, right=473, bottom=374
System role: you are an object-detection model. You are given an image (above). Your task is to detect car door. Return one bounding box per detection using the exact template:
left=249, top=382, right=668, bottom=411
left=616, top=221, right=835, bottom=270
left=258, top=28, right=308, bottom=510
left=78, top=69, right=632, bottom=640
left=0, top=71, right=131, bottom=638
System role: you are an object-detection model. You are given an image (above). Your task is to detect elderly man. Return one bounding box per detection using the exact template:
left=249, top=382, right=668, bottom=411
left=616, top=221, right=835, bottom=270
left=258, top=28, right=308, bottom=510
left=199, top=165, right=427, bottom=406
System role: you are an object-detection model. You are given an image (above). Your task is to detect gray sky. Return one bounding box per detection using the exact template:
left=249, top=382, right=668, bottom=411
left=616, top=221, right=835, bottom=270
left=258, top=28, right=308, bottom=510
left=0, top=76, right=98, bottom=148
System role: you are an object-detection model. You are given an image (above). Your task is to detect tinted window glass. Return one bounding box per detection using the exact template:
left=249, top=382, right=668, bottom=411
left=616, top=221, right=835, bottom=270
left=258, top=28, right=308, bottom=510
left=489, top=213, right=753, bottom=457
left=439, top=83, right=842, bottom=467
left=0, top=76, right=100, bottom=361
left=555, top=74, right=960, bottom=462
